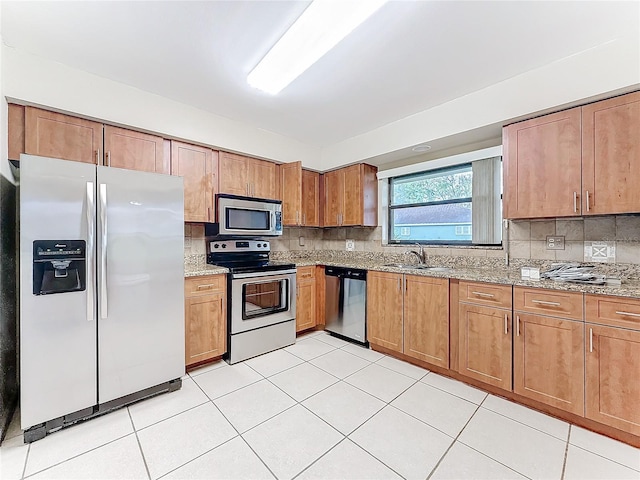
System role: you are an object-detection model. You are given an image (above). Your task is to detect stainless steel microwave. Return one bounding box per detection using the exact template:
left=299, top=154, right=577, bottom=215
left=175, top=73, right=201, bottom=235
left=206, top=194, right=283, bottom=237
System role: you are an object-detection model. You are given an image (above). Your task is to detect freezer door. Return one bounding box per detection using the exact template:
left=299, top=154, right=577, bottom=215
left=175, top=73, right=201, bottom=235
left=96, top=166, right=185, bottom=403
left=20, top=155, right=98, bottom=429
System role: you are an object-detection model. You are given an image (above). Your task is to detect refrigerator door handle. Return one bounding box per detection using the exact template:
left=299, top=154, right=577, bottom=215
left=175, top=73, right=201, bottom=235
left=99, top=183, right=108, bottom=319
left=86, top=182, right=95, bottom=322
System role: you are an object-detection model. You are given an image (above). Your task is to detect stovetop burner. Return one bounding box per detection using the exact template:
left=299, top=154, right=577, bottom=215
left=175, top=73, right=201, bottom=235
left=206, top=239, right=295, bottom=274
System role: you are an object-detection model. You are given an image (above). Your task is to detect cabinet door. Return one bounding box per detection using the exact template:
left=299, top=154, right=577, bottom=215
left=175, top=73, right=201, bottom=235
left=301, top=169, right=320, bottom=226
left=171, top=141, right=216, bottom=222
left=582, top=91, right=640, bottom=215
left=367, top=271, right=403, bottom=353
left=296, top=278, right=316, bottom=332
left=8, top=104, right=25, bottom=161
left=250, top=158, right=277, bottom=199
left=342, top=164, right=362, bottom=226
left=219, top=152, right=249, bottom=196
left=323, top=169, right=343, bottom=227
left=404, top=276, right=449, bottom=368
left=25, top=107, right=103, bottom=164
left=104, top=126, right=167, bottom=173
left=281, top=161, right=302, bottom=225
left=503, top=107, right=582, bottom=218
left=514, top=313, right=584, bottom=415
left=459, top=304, right=512, bottom=390
left=185, top=292, right=226, bottom=366
left=586, top=324, right=640, bottom=435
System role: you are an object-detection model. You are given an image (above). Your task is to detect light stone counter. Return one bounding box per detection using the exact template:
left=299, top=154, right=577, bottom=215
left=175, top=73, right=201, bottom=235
left=184, top=254, right=228, bottom=277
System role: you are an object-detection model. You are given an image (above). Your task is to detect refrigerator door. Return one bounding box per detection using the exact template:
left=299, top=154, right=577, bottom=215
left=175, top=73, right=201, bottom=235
left=96, top=166, right=185, bottom=403
left=20, top=155, right=98, bottom=429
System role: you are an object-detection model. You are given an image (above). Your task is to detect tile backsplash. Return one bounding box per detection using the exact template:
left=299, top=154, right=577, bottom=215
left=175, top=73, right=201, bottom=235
left=183, top=214, right=640, bottom=266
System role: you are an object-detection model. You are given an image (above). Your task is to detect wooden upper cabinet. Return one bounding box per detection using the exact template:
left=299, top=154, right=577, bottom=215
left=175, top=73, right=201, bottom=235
left=301, top=169, right=320, bottom=227
left=367, top=271, right=403, bottom=353
left=219, top=152, right=249, bottom=196
left=458, top=303, right=512, bottom=390
left=249, top=158, right=277, bottom=199
left=403, top=276, right=449, bottom=368
left=585, top=323, right=640, bottom=436
left=219, top=152, right=277, bottom=199
left=104, top=126, right=167, bottom=173
left=171, top=140, right=217, bottom=223
left=280, top=161, right=303, bottom=226
left=8, top=104, right=25, bottom=161
left=503, top=107, right=582, bottom=219
left=513, top=313, right=585, bottom=415
left=582, top=91, right=640, bottom=215
left=323, top=164, right=377, bottom=227
left=25, top=107, right=103, bottom=164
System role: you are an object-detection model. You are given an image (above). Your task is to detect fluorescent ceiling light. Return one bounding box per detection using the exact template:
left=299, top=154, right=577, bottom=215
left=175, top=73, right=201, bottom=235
left=248, top=0, right=388, bottom=95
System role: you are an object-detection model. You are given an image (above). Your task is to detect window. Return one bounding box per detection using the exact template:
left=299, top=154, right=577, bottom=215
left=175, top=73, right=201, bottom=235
left=389, top=160, right=502, bottom=245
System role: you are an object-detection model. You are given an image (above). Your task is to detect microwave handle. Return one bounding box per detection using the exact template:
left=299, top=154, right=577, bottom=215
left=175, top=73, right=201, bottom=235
left=271, top=212, right=275, bottom=228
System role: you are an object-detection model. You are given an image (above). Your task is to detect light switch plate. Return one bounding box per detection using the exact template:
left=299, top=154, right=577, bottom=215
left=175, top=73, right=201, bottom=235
left=546, top=236, right=565, bottom=250
left=345, top=239, right=355, bottom=251
left=584, top=241, right=616, bottom=263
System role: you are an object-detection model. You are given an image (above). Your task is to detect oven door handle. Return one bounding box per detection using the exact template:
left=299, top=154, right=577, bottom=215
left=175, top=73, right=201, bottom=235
left=232, top=269, right=297, bottom=279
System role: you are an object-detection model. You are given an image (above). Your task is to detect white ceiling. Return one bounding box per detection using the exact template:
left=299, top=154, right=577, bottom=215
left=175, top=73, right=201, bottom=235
left=2, top=1, right=638, bottom=152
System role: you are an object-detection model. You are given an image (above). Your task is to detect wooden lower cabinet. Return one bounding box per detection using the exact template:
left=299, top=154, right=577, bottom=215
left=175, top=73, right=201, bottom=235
left=458, top=303, right=512, bottom=390
left=296, top=266, right=316, bottom=332
left=403, top=276, right=449, bottom=368
left=585, top=323, right=640, bottom=435
left=513, top=313, right=584, bottom=415
left=367, top=271, right=403, bottom=353
left=184, top=275, right=226, bottom=367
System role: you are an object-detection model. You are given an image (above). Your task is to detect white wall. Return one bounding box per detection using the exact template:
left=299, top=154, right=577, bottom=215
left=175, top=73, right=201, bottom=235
left=319, top=34, right=640, bottom=170
left=2, top=45, right=321, bottom=169
left=0, top=8, right=11, bottom=183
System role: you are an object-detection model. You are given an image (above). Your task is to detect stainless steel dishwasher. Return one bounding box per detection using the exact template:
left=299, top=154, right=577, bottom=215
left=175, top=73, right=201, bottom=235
left=325, top=267, right=367, bottom=345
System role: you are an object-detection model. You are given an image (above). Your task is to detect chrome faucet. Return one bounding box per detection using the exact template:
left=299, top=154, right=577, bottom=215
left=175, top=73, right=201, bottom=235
left=405, top=243, right=427, bottom=264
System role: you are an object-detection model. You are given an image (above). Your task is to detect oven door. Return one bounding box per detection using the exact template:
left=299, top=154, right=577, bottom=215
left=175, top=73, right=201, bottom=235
left=231, top=269, right=296, bottom=334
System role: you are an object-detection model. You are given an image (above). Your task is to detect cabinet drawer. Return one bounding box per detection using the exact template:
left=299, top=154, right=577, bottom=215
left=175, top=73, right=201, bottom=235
left=586, top=294, right=640, bottom=330
left=514, top=287, right=583, bottom=320
left=185, top=275, right=225, bottom=297
left=459, top=281, right=512, bottom=308
left=297, top=266, right=315, bottom=279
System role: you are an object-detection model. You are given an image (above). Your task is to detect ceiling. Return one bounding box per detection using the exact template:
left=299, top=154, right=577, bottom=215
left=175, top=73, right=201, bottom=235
left=2, top=1, right=638, bottom=154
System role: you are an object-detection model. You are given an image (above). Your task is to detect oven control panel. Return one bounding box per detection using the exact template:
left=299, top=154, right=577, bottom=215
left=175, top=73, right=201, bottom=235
left=209, top=240, right=270, bottom=253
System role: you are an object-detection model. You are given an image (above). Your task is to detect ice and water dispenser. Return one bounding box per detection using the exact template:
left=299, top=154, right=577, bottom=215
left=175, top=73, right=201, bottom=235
left=32, top=240, right=86, bottom=295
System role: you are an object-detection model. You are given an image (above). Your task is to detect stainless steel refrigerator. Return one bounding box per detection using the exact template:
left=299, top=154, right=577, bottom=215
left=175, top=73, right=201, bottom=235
left=19, top=155, right=185, bottom=441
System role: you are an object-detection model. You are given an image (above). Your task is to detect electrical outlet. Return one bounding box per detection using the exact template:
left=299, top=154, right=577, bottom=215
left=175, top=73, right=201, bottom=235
left=345, top=239, right=355, bottom=251
left=299, top=236, right=305, bottom=246
left=546, top=236, right=565, bottom=250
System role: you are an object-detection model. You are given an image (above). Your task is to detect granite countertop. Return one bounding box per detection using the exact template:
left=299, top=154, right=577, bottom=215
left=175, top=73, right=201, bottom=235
left=184, top=255, right=228, bottom=277
left=288, top=258, right=640, bottom=298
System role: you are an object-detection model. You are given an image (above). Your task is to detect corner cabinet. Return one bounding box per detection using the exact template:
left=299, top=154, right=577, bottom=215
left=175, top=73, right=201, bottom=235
left=184, top=275, right=227, bottom=367
left=171, top=141, right=218, bottom=223
left=323, top=164, right=377, bottom=227
left=504, top=91, right=640, bottom=219
left=367, top=271, right=449, bottom=367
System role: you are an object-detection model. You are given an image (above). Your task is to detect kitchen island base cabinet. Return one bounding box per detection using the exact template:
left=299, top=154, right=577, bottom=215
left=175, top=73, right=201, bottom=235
left=367, top=271, right=403, bottom=353
left=184, top=275, right=226, bottom=367
left=513, top=313, right=584, bottom=416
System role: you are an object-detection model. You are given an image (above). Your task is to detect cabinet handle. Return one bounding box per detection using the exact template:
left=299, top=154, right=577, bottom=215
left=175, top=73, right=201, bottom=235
left=296, top=211, right=300, bottom=225
left=106, top=150, right=111, bottom=167
left=208, top=207, right=211, bottom=221
left=573, top=191, right=578, bottom=213
left=303, top=213, right=306, bottom=225
left=197, top=284, right=215, bottom=290
left=516, top=315, right=520, bottom=336
left=615, top=310, right=640, bottom=318
left=472, top=291, right=494, bottom=298
left=589, top=327, right=593, bottom=353
left=397, top=277, right=401, bottom=291
left=531, top=299, right=561, bottom=307
left=504, top=314, right=508, bottom=335
left=95, top=149, right=100, bottom=165
left=247, top=183, right=250, bottom=196
left=586, top=190, right=590, bottom=212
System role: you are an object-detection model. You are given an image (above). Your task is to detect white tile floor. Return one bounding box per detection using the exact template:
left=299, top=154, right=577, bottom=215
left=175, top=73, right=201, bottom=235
left=2, top=330, right=639, bottom=480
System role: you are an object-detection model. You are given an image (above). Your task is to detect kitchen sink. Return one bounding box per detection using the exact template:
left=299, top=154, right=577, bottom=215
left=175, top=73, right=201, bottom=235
left=382, top=263, right=451, bottom=272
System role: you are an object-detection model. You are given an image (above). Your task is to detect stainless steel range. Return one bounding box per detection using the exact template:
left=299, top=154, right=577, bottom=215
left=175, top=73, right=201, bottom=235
left=207, top=240, right=296, bottom=364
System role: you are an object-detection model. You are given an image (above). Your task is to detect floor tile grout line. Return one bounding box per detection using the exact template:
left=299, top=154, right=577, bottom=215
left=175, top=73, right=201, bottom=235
left=568, top=442, right=640, bottom=473
left=419, top=376, right=490, bottom=406
left=341, top=435, right=409, bottom=480
left=127, top=407, right=152, bottom=480
left=477, top=403, right=570, bottom=442
left=560, top=425, right=572, bottom=480
left=20, top=431, right=134, bottom=479
left=19, top=442, right=30, bottom=480
left=236, top=435, right=279, bottom=480
left=132, top=400, right=210, bottom=433
left=452, top=440, right=535, bottom=480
